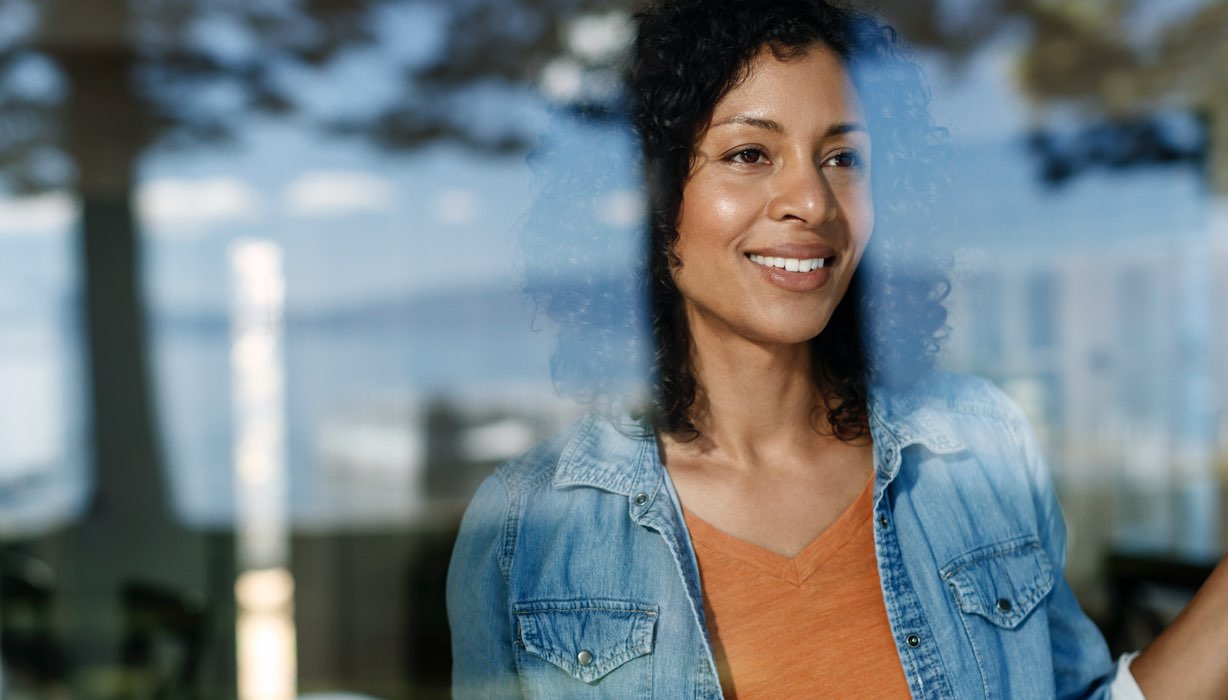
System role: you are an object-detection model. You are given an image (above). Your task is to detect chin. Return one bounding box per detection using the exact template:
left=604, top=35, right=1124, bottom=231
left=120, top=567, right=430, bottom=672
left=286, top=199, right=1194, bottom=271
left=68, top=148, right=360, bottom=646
left=746, top=314, right=836, bottom=347
left=771, top=303, right=838, bottom=341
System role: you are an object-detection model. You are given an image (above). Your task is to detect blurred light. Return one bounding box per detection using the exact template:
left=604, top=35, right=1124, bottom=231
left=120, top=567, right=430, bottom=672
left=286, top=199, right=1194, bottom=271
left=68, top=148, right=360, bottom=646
left=232, top=334, right=277, bottom=369
left=461, top=418, right=537, bottom=463
left=231, top=240, right=294, bottom=699
left=237, top=436, right=278, bottom=483
left=0, top=192, right=75, bottom=235
left=318, top=416, right=422, bottom=480
left=372, top=1, right=447, bottom=66
left=232, top=246, right=285, bottom=306
left=187, top=14, right=260, bottom=64
left=596, top=190, right=644, bottom=228
left=2, top=51, right=66, bottom=102
left=0, top=0, right=38, bottom=48
left=236, top=567, right=297, bottom=700
left=565, top=12, right=632, bottom=63
left=236, top=566, right=294, bottom=608
left=140, top=177, right=262, bottom=231
left=230, top=239, right=289, bottom=565
left=540, top=58, right=584, bottom=103
left=431, top=188, right=480, bottom=225
left=282, top=169, right=396, bottom=218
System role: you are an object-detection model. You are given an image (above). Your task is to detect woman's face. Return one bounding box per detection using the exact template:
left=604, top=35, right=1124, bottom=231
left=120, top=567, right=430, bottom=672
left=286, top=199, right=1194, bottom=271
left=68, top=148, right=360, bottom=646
left=672, top=43, right=873, bottom=352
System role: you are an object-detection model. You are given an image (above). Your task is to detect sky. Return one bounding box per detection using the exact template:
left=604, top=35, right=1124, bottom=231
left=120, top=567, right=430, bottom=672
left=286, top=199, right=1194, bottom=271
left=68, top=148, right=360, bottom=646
left=1, top=39, right=1214, bottom=310
left=0, top=1, right=1218, bottom=317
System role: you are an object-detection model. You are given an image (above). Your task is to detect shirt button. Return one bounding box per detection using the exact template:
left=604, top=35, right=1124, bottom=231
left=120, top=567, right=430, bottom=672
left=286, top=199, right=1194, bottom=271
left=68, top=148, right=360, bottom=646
left=633, top=493, right=649, bottom=506
left=878, top=515, right=888, bottom=527
left=577, top=649, right=594, bottom=666
left=906, top=634, right=921, bottom=648
left=996, top=598, right=1013, bottom=612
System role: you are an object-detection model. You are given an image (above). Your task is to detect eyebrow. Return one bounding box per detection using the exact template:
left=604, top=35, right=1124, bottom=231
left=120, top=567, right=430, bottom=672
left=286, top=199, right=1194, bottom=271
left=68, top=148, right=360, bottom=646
left=713, top=115, right=785, bottom=133
left=712, top=115, right=868, bottom=137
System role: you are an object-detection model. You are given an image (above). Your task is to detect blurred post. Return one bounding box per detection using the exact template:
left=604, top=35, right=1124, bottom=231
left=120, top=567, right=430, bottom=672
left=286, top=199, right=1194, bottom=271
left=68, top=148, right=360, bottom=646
left=1216, top=183, right=1228, bottom=553
left=230, top=240, right=296, bottom=700
left=1211, top=87, right=1228, bottom=550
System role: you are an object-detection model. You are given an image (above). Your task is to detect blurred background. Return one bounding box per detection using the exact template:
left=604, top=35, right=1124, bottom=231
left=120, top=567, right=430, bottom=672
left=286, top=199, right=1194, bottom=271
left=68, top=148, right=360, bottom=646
left=0, top=0, right=1224, bottom=697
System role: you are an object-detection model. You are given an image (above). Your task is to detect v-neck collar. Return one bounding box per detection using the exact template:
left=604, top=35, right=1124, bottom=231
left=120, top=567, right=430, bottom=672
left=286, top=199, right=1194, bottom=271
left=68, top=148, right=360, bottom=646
left=682, top=474, right=874, bottom=586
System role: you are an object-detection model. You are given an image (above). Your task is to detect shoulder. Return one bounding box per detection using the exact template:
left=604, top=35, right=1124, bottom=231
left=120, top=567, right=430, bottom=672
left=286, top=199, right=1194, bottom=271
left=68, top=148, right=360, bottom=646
left=481, top=410, right=653, bottom=499
left=452, top=409, right=659, bottom=586
left=872, top=372, right=1031, bottom=449
left=887, top=372, right=1021, bottom=419
left=873, top=372, right=1056, bottom=519
left=450, top=416, right=595, bottom=579
left=484, top=416, right=588, bottom=498
left=877, top=373, right=1067, bottom=557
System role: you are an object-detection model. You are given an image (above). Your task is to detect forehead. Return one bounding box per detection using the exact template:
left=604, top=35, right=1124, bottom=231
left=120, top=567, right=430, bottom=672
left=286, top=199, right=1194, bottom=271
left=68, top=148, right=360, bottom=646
left=710, top=44, right=865, bottom=126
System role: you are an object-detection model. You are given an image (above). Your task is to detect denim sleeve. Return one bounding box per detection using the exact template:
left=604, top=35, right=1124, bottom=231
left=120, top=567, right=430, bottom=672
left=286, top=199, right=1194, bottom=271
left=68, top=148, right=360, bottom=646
left=1008, top=400, right=1118, bottom=699
left=447, top=473, right=523, bottom=699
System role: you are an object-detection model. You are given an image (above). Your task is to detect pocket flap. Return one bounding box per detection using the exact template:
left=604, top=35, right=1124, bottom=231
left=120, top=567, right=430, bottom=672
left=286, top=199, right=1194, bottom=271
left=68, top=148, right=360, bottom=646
left=941, top=537, right=1054, bottom=629
left=513, top=599, right=658, bottom=683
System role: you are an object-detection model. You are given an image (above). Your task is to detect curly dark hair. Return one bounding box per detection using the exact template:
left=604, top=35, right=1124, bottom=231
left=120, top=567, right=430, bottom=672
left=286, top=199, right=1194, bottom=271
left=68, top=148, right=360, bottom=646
left=631, top=0, right=951, bottom=440
left=521, top=0, right=949, bottom=441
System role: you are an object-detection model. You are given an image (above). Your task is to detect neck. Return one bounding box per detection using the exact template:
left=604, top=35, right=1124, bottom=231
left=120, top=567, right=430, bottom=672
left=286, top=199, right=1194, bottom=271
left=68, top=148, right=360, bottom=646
left=673, top=321, right=833, bottom=464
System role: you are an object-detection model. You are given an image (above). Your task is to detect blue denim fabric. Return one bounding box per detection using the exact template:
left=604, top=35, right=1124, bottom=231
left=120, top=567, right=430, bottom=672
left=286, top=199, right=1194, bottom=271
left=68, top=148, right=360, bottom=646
left=447, top=374, right=1118, bottom=698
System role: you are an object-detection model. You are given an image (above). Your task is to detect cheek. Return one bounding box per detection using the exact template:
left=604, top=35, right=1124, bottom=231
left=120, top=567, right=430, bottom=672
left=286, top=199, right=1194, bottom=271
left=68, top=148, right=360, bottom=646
left=859, top=208, right=875, bottom=252
left=708, top=187, right=745, bottom=222
left=677, top=177, right=756, bottom=240
left=847, top=188, right=875, bottom=253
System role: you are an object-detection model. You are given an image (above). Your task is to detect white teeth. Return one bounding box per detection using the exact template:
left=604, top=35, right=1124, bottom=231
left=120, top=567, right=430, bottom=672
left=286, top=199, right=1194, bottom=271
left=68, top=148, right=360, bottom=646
left=748, top=253, right=827, bottom=272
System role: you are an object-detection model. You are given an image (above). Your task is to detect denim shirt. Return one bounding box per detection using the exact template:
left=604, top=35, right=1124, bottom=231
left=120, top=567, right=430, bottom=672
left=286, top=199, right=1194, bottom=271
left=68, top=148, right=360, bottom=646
left=447, top=374, right=1124, bottom=698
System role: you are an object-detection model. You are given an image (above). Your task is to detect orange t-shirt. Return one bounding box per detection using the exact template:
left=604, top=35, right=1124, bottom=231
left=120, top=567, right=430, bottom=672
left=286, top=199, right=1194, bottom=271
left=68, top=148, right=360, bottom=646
left=683, top=477, right=912, bottom=698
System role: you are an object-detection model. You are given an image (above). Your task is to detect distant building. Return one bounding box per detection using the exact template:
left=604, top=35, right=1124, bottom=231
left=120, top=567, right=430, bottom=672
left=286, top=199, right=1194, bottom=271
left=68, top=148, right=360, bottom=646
left=943, top=226, right=1226, bottom=589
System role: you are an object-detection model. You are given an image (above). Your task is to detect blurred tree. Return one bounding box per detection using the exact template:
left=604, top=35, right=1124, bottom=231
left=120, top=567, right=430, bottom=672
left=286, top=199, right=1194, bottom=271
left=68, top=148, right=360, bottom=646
left=873, top=0, right=1228, bottom=194
left=1015, top=0, right=1228, bottom=195
left=0, top=0, right=628, bottom=514
left=0, top=0, right=626, bottom=689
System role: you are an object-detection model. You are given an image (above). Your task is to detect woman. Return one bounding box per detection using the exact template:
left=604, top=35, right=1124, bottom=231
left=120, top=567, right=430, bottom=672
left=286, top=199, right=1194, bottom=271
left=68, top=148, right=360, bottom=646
left=448, top=0, right=1228, bottom=697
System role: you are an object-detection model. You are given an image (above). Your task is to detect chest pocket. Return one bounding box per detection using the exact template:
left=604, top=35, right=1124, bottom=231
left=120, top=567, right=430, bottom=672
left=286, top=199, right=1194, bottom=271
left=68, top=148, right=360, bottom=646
left=940, top=537, right=1057, bottom=698
left=513, top=599, right=657, bottom=688
left=941, top=536, right=1054, bottom=629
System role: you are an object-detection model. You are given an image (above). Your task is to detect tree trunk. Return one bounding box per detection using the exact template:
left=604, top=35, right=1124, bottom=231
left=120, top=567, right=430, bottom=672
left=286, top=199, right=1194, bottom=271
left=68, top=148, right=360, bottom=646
left=48, top=0, right=168, bottom=524
left=36, top=33, right=220, bottom=690
left=78, top=191, right=168, bottom=523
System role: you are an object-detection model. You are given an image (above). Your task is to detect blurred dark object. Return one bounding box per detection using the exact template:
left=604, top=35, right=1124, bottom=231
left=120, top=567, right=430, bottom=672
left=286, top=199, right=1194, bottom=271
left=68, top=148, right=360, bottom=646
left=118, top=580, right=207, bottom=700
left=1103, top=551, right=1217, bottom=657
left=1027, top=112, right=1209, bottom=186
left=1, top=550, right=69, bottom=689
left=404, top=527, right=458, bottom=696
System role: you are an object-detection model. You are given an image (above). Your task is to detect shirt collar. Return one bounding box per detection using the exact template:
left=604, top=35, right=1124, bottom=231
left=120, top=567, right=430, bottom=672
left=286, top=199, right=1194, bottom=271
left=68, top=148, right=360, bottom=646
left=552, top=412, right=658, bottom=496
left=551, top=382, right=969, bottom=492
left=868, top=382, right=967, bottom=461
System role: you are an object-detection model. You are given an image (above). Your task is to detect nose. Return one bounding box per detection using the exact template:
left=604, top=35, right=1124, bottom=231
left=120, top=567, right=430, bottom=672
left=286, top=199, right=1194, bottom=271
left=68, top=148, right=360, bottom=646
left=767, top=160, right=837, bottom=225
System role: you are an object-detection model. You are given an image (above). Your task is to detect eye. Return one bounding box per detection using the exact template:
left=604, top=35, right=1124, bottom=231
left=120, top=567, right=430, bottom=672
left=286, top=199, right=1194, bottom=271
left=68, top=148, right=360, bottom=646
left=823, top=149, right=863, bottom=169
left=726, top=148, right=768, bottom=164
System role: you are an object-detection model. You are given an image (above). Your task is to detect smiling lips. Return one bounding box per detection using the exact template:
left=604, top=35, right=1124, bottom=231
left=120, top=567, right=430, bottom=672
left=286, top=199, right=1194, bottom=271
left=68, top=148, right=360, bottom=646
left=747, top=253, right=829, bottom=273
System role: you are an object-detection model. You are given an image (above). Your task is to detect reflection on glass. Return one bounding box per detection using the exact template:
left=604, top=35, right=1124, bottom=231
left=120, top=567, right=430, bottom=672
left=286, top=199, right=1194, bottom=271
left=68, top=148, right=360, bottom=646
left=230, top=239, right=295, bottom=700
left=235, top=567, right=296, bottom=700
left=0, top=0, right=1221, bottom=694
